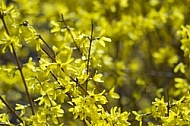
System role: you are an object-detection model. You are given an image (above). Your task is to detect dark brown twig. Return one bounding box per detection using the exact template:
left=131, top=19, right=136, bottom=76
left=42, top=48, right=56, bottom=62
left=35, top=77, right=61, bottom=124
left=0, top=13, right=35, bottom=115
left=87, top=21, right=94, bottom=75
left=85, top=21, right=94, bottom=91
left=59, top=13, right=82, bottom=56
left=0, top=96, right=23, bottom=123
left=37, top=35, right=56, bottom=58
left=41, top=44, right=89, bottom=96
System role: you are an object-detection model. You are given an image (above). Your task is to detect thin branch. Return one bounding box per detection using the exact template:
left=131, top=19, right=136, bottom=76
left=49, top=71, right=74, bottom=102
left=12, top=45, right=35, bottom=115
left=49, top=67, right=89, bottom=96
left=34, top=18, right=89, bottom=96
left=0, top=13, right=10, bottom=35
left=92, top=80, right=110, bottom=112
left=47, top=64, right=90, bottom=126
left=166, top=85, right=170, bottom=116
left=37, top=35, right=56, bottom=58
left=48, top=67, right=90, bottom=126
left=41, top=44, right=89, bottom=96
left=38, top=35, right=80, bottom=100
left=70, top=76, right=89, bottom=96
left=0, top=96, right=23, bottom=123
left=35, top=77, right=61, bottom=124
left=87, top=21, right=94, bottom=75
left=85, top=21, right=94, bottom=91
left=42, top=48, right=56, bottom=62
left=59, top=13, right=82, bottom=56
left=0, top=14, right=35, bottom=115
left=42, top=48, right=89, bottom=96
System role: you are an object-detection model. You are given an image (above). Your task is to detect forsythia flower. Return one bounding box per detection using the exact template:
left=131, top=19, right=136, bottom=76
left=152, top=97, right=168, bottom=118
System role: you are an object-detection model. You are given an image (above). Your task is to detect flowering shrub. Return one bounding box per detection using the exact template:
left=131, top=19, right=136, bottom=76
left=0, top=0, right=190, bottom=125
